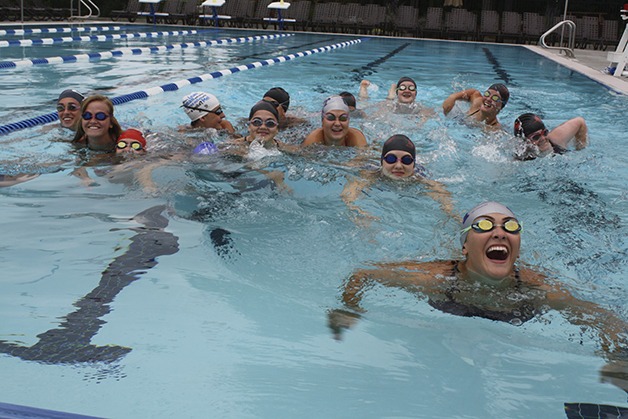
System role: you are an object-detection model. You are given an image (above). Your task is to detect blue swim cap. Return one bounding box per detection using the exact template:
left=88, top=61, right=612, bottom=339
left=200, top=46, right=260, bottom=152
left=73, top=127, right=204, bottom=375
left=193, top=142, right=218, bottom=155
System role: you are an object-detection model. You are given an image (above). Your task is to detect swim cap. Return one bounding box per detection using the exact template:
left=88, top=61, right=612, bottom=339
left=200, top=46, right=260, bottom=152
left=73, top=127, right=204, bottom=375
left=460, top=201, right=516, bottom=247
left=182, top=92, right=220, bottom=122
left=397, top=77, right=416, bottom=88
left=514, top=113, right=546, bottom=137
left=263, top=87, right=290, bottom=112
left=381, top=134, right=416, bottom=161
left=488, top=83, right=509, bottom=107
left=249, top=100, right=279, bottom=120
left=118, top=128, right=146, bottom=147
left=322, top=95, right=349, bottom=115
left=193, top=141, right=218, bottom=155
left=58, top=89, right=84, bottom=103
left=339, top=91, right=356, bottom=108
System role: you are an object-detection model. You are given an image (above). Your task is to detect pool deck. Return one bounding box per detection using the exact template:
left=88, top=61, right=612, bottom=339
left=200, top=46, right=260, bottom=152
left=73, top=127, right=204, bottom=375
left=524, top=45, right=628, bottom=95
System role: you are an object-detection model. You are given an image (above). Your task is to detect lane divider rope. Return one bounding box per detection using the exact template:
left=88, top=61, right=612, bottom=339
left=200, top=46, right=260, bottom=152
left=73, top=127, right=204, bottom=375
left=0, top=29, right=213, bottom=48
left=0, top=38, right=363, bottom=136
left=0, top=33, right=293, bottom=69
left=0, top=26, right=127, bottom=36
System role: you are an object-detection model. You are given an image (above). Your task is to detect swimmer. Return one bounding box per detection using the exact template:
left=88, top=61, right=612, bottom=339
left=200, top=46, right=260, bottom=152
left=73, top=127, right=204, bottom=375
left=230, top=100, right=295, bottom=153
left=360, top=77, right=436, bottom=118
left=181, top=92, right=235, bottom=134
left=262, top=87, right=308, bottom=129
left=57, top=89, right=84, bottom=131
left=301, top=96, right=367, bottom=147
left=442, top=83, right=509, bottom=129
left=329, top=201, right=628, bottom=365
left=116, top=128, right=147, bottom=154
left=72, top=95, right=122, bottom=152
left=513, top=113, right=588, bottom=160
left=341, top=134, right=454, bottom=221
left=339, top=91, right=366, bottom=118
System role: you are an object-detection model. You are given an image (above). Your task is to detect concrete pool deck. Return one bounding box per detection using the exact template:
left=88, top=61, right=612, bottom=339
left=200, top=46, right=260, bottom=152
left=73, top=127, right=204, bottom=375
left=525, top=45, right=628, bottom=95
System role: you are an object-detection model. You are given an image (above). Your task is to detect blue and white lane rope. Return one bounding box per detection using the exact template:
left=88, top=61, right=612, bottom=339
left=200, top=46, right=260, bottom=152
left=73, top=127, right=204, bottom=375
left=0, top=26, right=126, bottom=36
left=0, top=29, right=208, bottom=48
left=0, top=33, right=293, bottom=69
left=0, top=38, right=363, bottom=136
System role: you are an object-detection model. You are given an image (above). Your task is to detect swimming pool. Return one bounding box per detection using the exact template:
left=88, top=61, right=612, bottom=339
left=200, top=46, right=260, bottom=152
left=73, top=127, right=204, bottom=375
left=1, top=23, right=627, bottom=418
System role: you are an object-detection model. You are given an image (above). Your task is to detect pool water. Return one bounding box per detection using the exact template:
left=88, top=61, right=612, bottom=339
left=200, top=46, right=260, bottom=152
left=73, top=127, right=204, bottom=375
left=0, top=24, right=627, bottom=418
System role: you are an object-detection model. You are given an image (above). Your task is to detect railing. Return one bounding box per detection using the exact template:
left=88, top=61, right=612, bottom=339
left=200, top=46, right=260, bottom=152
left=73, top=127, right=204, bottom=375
left=70, top=0, right=101, bottom=20
left=539, top=20, right=576, bottom=58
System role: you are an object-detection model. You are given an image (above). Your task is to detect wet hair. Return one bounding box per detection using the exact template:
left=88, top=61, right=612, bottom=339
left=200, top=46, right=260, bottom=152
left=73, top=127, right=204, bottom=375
left=381, top=134, right=416, bottom=161
left=488, top=83, right=509, bottom=107
left=263, top=87, right=290, bottom=112
left=514, top=113, right=546, bottom=137
left=339, top=91, right=356, bottom=108
left=396, top=76, right=416, bottom=88
left=249, top=100, right=279, bottom=121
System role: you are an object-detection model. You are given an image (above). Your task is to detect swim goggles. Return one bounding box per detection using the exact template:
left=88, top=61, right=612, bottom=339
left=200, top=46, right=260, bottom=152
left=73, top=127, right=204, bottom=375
left=483, top=91, right=502, bottom=103
left=82, top=111, right=109, bottom=121
left=116, top=140, right=143, bottom=151
left=250, top=117, right=278, bottom=128
left=324, top=113, right=349, bottom=122
left=57, top=103, right=79, bottom=112
left=383, top=154, right=414, bottom=165
left=525, top=128, right=548, bottom=142
left=182, top=104, right=223, bottom=115
left=397, top=85, right=416, bottom=92
left=461, top=218, right=522, bottom=235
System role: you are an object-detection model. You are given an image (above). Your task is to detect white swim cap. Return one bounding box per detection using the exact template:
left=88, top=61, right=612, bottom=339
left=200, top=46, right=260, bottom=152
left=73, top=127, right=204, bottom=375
left=460, top=201, right=516, bottom=247
left=321, top=95, right=349, bottom=115
left=182, top=92, right=220, bottom=122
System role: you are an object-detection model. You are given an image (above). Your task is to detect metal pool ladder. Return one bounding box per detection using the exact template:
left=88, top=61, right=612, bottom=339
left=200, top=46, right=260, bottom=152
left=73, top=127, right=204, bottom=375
left=539, top=20, right=576, bottom=58
left=69, top=0, right=101, bottom=20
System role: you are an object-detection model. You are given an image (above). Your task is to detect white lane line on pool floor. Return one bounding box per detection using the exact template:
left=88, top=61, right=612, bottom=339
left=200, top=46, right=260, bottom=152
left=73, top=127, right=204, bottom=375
left=0, top=38, right=364, bottom=136
left=0, top=33, right=293, bottom=70
left=0, top=29, right=210, bottom=48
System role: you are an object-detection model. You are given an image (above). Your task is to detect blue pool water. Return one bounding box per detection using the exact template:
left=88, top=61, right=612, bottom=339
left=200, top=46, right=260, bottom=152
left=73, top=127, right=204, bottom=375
left=0, top=23, right=627, bottom=418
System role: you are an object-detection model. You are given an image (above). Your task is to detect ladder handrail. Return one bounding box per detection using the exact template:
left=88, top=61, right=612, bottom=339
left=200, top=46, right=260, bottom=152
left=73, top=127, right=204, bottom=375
left=539, top=20, right=576, bottom=58
left=70, top=0, right=101, bottom=20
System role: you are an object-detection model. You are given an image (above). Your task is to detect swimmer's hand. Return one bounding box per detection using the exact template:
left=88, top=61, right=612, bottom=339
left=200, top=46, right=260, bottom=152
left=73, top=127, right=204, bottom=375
left=327, top=309, right=361, bottom=340
left=600, top=359, right=628, bottom=394
left=442, top=97, right=456, bottom=115
left=359, top=79, right=371, bottom=99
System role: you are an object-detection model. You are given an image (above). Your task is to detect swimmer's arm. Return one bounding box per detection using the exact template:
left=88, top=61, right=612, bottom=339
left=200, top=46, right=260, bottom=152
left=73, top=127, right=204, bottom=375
left=547, top=117, right=588, bottom=150
left=420, top=178, right=456, bottom=220
left=539, top=278, right=627, bottom=355
left=0, top=173, right=40, bottom=187
left=359, top=79, right=370, bottom=99
left=341, top=174, right=376, bottom=225
left=301, top=129, right=323, bottom=147
left=442, top=89, right=480, bottom=115
left=386, top=83, right=397, bottom=100
left=220, top=119, right=236, bottom=135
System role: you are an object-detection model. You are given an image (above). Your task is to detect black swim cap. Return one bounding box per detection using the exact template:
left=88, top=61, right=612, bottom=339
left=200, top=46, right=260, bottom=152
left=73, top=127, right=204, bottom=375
left=488, top=83, right=509, bottom=107
left=381, top=134, right=416, bottom=161
left=249, top=100, right=279, bottom=120
left=514, top=113, right=545, bottom=137
left=339, top=91, right=356, bottom=108
left=397, top=77, right=416, bottom=88
left=263, top=87, right=290, bottom=112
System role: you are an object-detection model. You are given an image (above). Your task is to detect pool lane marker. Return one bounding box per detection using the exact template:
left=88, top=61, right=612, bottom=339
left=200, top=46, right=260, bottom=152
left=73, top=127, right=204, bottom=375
left=0, top=26, right=127, bottom=36
left=0, top=33, right=293, bottom=69
left=0, top=28, right=212, bottom=48
left=0, top=38, right=363, bottom=136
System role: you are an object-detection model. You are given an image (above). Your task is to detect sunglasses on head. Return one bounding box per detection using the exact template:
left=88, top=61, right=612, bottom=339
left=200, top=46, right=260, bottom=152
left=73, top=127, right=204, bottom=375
left=57, top=103, right=79, bottom=112
left=383, top=153, right=414, bottom=165
left=461, top=218, right=522, bottom=235
left=250, top=117, right=278, bottom=128
left=82, top=111, right=109, bottom=121
left=397, top=85, right=416, bottom=92
left=117, top=140, right=144, bottom=151
left=182, top=104, right=223, bottom=115
left=324, top=113, right=349, bottom=122
left=483, top=91, right=502, bottom=102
